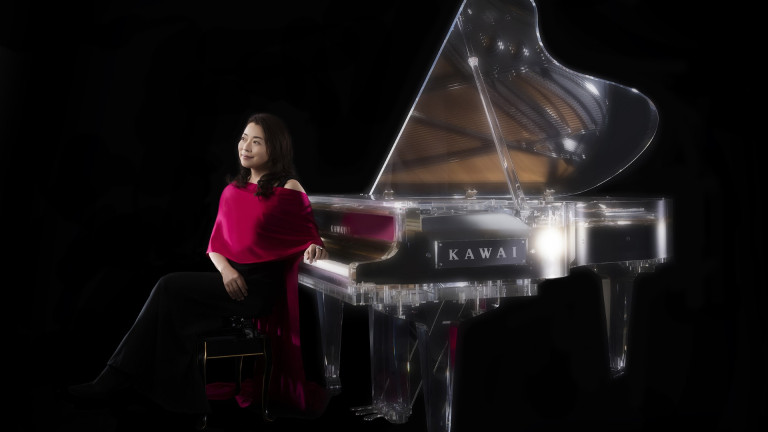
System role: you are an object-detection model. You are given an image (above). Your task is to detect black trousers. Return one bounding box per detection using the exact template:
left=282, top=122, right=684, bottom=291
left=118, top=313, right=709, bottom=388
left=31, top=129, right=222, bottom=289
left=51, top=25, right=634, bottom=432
left=107, top=260, right=284, bottom=414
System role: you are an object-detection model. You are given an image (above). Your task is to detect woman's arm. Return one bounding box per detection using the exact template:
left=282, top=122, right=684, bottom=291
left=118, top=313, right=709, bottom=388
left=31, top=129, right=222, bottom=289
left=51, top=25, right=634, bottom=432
left=208, top=251, right=234, bottom=274
left=283, top=180, right=328, bottom=262
left=209, top=252, right=249, bottom=301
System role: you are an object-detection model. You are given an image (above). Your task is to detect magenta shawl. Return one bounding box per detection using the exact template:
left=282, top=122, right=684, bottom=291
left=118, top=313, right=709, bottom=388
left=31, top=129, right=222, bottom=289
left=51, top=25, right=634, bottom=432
left=206, top=182, right=328, bottom=416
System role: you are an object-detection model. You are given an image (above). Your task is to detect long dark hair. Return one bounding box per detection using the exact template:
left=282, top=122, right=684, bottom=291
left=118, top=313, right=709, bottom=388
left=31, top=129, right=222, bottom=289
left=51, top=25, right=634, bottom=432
left=229, top=112, right=297, bottom=198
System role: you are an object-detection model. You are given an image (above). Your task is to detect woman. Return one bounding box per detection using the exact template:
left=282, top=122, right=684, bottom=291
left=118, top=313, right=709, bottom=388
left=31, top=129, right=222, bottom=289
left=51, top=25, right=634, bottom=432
left=68, top=112, right=329, bottom=422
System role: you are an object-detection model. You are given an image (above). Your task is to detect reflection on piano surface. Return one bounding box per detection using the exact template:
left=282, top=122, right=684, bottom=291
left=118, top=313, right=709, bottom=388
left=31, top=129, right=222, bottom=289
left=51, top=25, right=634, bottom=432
left=298, top=1, right=671, bottom=431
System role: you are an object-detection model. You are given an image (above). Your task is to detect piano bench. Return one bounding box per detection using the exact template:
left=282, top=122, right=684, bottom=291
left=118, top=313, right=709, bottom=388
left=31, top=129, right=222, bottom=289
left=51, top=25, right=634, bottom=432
left=197, top=316, right=272, bottom=428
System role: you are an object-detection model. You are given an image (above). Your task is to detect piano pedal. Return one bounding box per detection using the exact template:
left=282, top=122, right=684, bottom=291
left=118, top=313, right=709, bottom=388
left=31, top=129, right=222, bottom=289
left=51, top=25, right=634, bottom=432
left=350, top=405, right=377, bottom=415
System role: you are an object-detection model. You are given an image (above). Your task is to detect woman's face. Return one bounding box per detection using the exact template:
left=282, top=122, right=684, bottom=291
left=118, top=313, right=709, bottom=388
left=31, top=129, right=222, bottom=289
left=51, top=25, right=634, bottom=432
left=238, top=122, right=269, bottom=171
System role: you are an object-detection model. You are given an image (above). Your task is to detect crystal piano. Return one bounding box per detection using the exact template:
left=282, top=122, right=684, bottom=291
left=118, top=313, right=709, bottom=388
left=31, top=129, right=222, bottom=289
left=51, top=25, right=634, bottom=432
left=298, top=0, right=672, bottom=431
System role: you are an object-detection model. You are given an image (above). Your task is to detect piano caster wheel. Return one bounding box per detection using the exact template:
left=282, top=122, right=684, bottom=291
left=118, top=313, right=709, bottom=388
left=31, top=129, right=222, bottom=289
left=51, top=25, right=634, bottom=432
left=326, top=377, right=342, bottom=396
left=194, top=414, right=208, bottom=431
left=263, top=408, right=276, bottom=423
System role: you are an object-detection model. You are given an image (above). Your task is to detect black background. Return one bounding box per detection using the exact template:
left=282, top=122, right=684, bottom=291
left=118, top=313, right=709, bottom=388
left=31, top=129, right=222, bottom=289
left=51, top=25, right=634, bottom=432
left=2, top=0, right=764, bottom=431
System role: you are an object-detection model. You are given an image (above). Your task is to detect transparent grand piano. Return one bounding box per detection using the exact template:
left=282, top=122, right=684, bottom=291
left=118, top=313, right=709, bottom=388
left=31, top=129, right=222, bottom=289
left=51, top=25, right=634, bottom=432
left=298, top=0, right=672, bottom=431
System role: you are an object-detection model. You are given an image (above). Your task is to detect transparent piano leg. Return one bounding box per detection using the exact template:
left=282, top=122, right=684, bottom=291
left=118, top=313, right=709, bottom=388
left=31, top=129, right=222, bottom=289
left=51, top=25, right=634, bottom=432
left=593, top=261, right=660, bottom=377
left=351, top=307, right=418, bottom=423
left=413, top=302, right=468, bottom=432
left=315, top=291, right=344, bottom=395
left=349, top=300, right=474, bottom=431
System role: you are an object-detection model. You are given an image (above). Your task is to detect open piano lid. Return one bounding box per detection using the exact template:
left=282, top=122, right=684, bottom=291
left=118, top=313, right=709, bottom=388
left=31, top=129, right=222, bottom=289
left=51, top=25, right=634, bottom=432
left=369, top=0, right=658, bottom=207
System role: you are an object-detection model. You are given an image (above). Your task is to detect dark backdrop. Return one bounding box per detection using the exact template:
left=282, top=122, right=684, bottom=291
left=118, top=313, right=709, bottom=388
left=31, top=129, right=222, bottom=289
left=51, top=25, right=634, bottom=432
left=2, top=0, right=763, bottom=430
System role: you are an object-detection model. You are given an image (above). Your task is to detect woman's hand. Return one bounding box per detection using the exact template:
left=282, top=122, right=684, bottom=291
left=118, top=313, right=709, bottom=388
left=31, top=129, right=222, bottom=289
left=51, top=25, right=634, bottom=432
left=304, top=244, right=328, bottom=264
left=220, top=267, right=248, bottom=301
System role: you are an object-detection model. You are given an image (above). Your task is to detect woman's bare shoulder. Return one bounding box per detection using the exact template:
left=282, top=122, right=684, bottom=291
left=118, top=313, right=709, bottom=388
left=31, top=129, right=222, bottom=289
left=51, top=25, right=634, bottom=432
left=283, top=179, right=306, bottom=194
